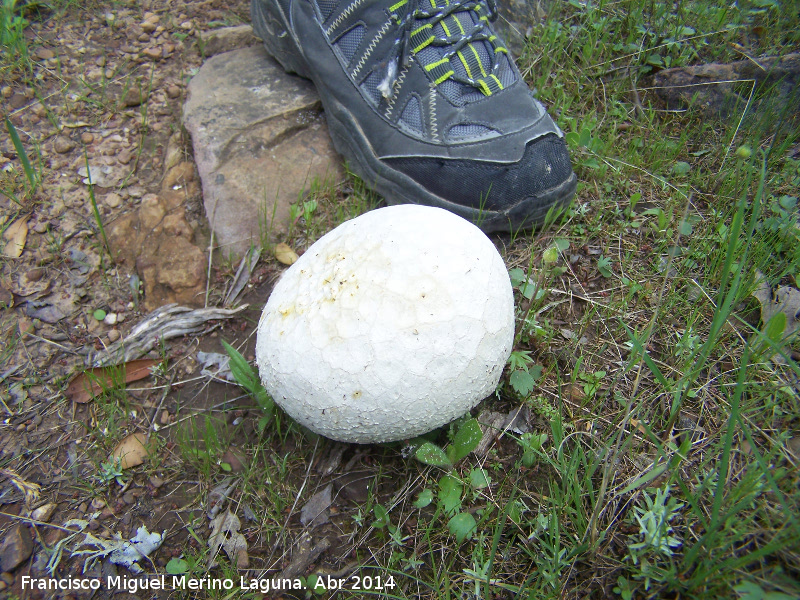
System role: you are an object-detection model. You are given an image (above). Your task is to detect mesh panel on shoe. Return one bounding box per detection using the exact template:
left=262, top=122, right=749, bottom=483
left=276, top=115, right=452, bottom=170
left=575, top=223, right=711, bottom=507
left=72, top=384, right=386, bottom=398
left=360, top=71, right=384, bottom=105
left=317, top=0, right=339, bottom=20
left=384, top=134, right=573, bottom=210
left=336, top=25, right=365, bottom=62
left=448, top=123, right=497, bottom=140
left=399, top=96, right=423, bottom=133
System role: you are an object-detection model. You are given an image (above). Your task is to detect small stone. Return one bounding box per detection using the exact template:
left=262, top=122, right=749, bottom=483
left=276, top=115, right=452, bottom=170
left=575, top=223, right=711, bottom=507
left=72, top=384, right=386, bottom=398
left=91, top=498, right=106, bottom=510
left=199, top=25, right=258, bottom=57
left=141, top=21, right=158, bottom=33
left=149, top=475, right=164, bottom=488
left=53, top=136, right=75, bottom=154
left=142, top=46, right=161, bottom=60
left=122, top=491, right=135, bottom=505
left=138, top=32, right=150, bottom=42
left=81, top=132, right=94, bottom=144
left=25, top=267, right=44, bottom=282
left=10, top=94, right=27, bottom=109
left=122, top=88, right=144, bottom=107
left=162, top=162, right=195, bottom=190
left=87, top=520, right=100, bottom=532
left=117, top=148, right=134, bottom=164
left=35, top=47, right=55, bottom=60
left=1, top=86, right=11, bottom=98
left=160, top=410, right=170, bottom=425
left=30, top=503, right=57, bottom=523
left=0, top=524, right=34, bottom=571
left=104, top=192, right=122, bottom=208
left=166, top=85, right=181, bottom=99
left=33, top=221, right=48, bottom=234
left=107, top=329, right=120, bottom=342
left=103, top=313, right=118, bottom=326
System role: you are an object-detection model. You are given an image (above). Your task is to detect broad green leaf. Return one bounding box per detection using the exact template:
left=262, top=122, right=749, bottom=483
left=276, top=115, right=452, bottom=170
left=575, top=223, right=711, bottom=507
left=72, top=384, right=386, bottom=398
left=578, top=127, right=591, bottom=147
left=554, top=238, right=570, bottom=252
left=509, top=369, right=536, bottom=396
left=447, top=512, right=477, bottom=544
left=469, top=468, right=490, bottom=490
left=413, top=488, right=434, bottom=509
left=765, top=312, right=787, bottom=342
left=415, top=442, right=452, bottom=467
left=372, top=504, right=389, bottom=528
left=438, top=474, right=463, bottom=515
left=166, top=558, right=188, bottom=574
left=450, top=418, right=482, bottom=462
left=565, top=132, right=580, bottom=147
left=672, top=161, right=691, bottom=175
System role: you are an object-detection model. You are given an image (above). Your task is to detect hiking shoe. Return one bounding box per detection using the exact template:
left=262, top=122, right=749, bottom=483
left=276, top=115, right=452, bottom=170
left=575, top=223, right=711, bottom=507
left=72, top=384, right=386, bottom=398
left=251, top=0, right=576, bottom=233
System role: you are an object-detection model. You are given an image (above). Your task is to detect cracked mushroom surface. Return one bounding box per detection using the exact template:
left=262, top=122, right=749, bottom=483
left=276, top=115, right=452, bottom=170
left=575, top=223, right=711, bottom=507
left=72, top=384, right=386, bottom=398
left=256, top=205, right=514, bottom=443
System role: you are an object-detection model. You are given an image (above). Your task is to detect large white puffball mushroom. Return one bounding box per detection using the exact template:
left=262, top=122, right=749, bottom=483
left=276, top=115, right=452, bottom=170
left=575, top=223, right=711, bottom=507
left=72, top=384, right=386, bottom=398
left=256, top=205, right=514, bottom=443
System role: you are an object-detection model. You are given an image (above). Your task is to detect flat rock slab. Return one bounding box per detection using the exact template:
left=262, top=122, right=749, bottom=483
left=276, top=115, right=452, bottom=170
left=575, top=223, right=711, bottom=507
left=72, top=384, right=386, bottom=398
left=184, top=45, right=343, bottom=257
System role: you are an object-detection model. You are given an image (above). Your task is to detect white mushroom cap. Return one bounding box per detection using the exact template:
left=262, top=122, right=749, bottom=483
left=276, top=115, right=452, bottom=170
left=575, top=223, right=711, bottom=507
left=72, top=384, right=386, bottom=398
left=256, top=205, right=514, bottom=443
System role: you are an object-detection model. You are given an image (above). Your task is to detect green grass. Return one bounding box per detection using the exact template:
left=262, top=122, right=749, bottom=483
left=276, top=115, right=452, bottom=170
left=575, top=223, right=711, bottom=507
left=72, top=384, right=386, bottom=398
left=216, top=1, right=800, bottom=597
left=2, top=0, right=798, bottom=597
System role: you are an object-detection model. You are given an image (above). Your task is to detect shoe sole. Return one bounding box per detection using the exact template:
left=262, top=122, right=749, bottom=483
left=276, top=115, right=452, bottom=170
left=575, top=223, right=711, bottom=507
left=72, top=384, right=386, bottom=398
left=251, top=0, right=577, bottom=234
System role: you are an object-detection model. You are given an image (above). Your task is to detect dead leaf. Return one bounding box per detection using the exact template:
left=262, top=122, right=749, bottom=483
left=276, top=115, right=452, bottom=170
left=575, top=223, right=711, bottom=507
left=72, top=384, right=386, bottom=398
left=208, top=511, right=249, bottom=569
left=300, top=484, right=332, bottom=528
left=274, top=242, right=299, bottom=265
left=65, top=359, right=158, bottom=403
left=110, top=432, right=149, bottom=469
left=2, top=219, right=28, bottom=258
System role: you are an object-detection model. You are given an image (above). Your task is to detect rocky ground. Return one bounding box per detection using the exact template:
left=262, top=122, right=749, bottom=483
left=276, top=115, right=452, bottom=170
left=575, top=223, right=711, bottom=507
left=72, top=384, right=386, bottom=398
left=0, top=0, right=303, bottom=596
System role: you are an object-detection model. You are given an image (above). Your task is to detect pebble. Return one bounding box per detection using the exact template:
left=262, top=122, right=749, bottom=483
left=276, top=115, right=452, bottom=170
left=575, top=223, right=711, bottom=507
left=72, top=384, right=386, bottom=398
left=0, top=85, right=11, bottom=98
left=81, top=132, right=94, bottom=144
left=104, top=192, right=122, bottom=208
left=122, top=491, right=136, bottom=505
left=107, top=329, right=120, bottom=342
left=91, top=498, right=106, bottom=510
left=10, top=94, right=27, bottom=109
left=166, top=85, right=181, bottom=99
left=117, top=148, right=134, bottom=164
left=0, top=525, right=33, bottom=572
left=142, top=47, right=162, bottom=60
left=122, top=88, right=144, bottom=107
left=35, top=47, right=55, bottom=60
left=160, top=410, right=170, bottom=425
left=53, top=136, right=75, bottom=154
left=103, top=313, right=118, bottom=326
left=26, top=267, right=44, bottom=281
left=149, top=475, right=164, bottom=488
left=30, top=503, right=57, bottom=523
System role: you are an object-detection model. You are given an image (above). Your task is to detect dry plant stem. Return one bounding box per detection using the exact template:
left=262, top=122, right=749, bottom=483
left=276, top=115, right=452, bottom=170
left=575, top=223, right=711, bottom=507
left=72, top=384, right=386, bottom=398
left=0, top=511, right=88, bottom=533
left=205, top=229, right=214, bottom=308
left=89, top=304, right=248, bottom=366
